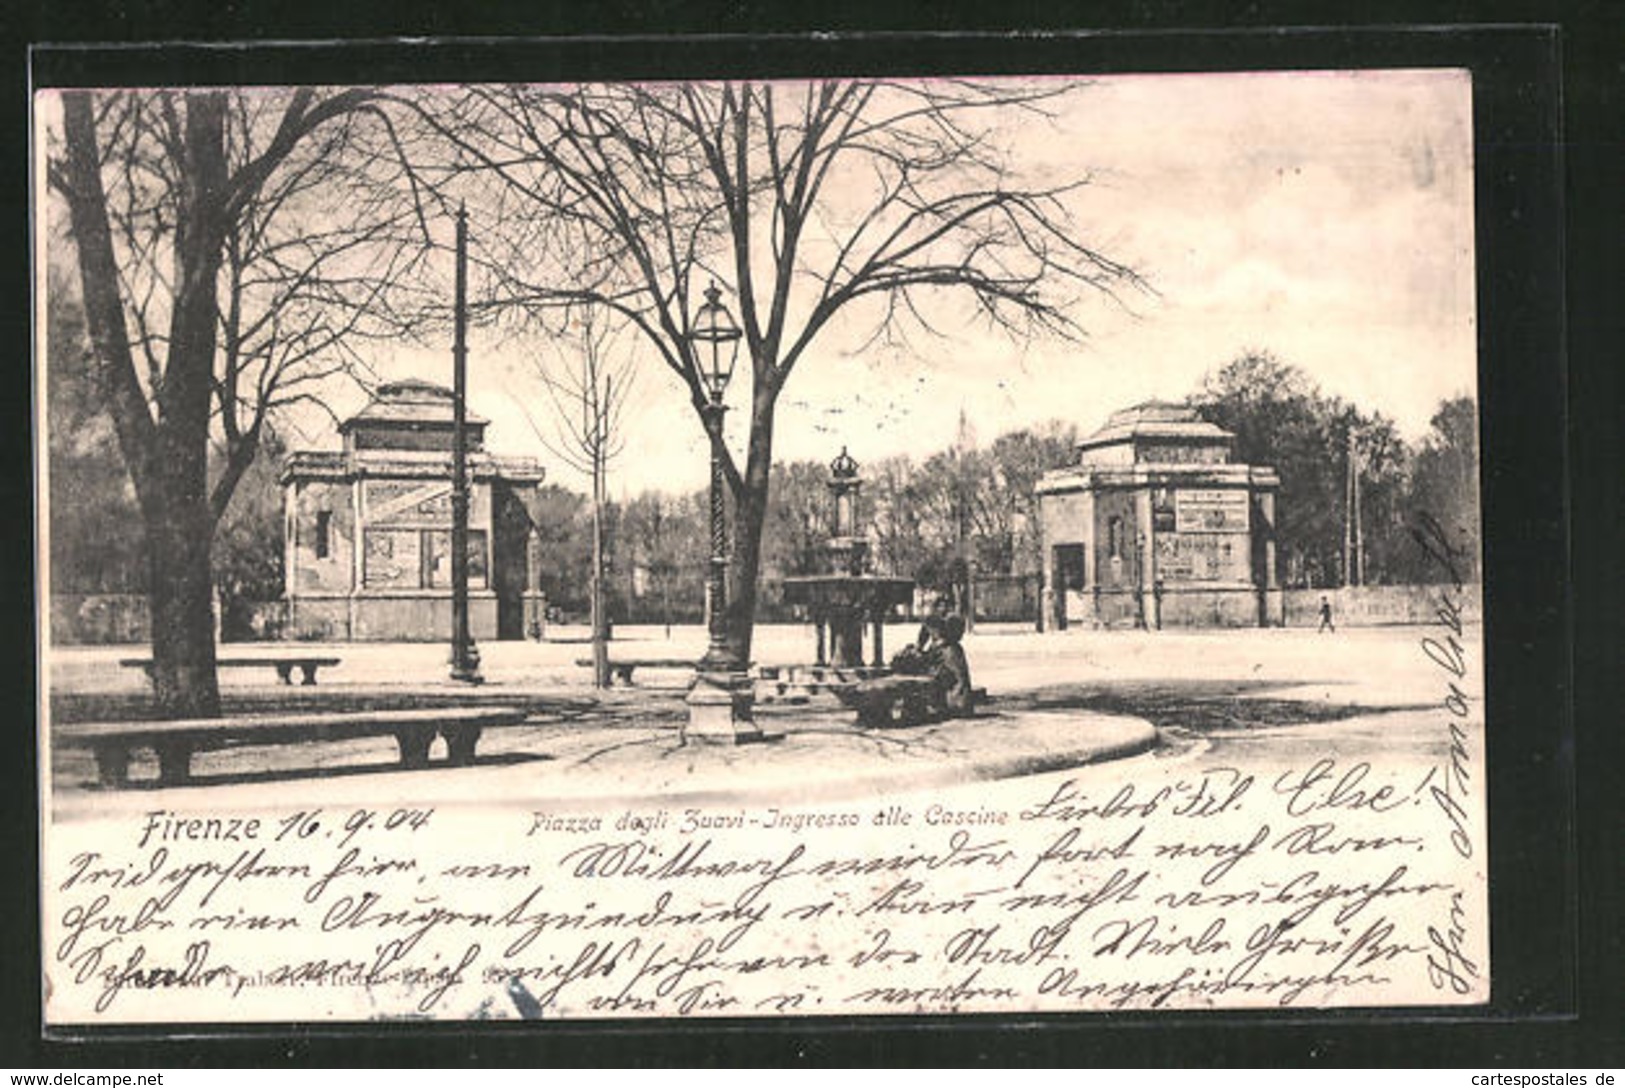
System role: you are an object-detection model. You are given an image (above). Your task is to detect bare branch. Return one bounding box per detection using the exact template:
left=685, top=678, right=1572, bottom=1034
left=352, top=77, right=1142, bottom=661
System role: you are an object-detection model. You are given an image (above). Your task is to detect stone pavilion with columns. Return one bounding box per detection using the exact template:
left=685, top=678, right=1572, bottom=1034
left=1036, top=401, right=1282, bottom=630
left=280, top=380, right=546, bottom=641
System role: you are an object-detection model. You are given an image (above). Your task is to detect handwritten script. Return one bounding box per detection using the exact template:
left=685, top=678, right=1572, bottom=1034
left=1410, top=510, right=1485, bottom=997
left=46, top=741, right=1488, bottom=1021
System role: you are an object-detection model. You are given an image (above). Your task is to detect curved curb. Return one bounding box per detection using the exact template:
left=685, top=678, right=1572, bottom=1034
left=513, top=708, right=1162, bottom=810
left=51, top=708, right=1161, bottom=818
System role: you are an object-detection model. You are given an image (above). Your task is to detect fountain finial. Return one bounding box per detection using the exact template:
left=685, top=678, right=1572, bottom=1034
left=830, top=446, right=859, bottom=480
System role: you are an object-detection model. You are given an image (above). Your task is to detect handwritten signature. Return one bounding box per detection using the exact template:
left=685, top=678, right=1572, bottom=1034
left=1411, top=510, right=1481, bottom=996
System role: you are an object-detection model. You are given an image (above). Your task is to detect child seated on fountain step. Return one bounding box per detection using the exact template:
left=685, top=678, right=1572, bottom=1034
left=888, top=612, right=973, bottom=718
left=931, top=614, right=974, bottom=716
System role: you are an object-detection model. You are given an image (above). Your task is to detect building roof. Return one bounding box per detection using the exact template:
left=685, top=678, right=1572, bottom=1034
left=338, top=380, right=488, bottom=432
left=1035, top=461, right=1279, bottom=495
left=1076, top=400, right=1233, bottom=452
left=280, top=449, right=545, bottom=485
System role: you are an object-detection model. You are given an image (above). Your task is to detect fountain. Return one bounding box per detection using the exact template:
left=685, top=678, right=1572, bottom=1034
left=781, top=448, right=915, bottom=670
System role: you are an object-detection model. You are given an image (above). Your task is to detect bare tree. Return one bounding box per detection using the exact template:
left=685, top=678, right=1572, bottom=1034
left=47, top=87, right=434, bottom=717
left=519, top=307, right=637, bottom=687
left=413, top=78, right=1143, bottom=663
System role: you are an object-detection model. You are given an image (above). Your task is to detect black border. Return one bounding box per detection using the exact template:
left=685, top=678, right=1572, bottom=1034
left=10, top=17, right=1606, bottom=1068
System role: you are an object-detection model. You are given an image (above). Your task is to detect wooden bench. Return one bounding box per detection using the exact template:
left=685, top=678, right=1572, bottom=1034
left=835, top=677, right=990, bottom=729
left=574, top=657, right=696, bottom=686
left=120, top=656, right=342, bottom=686
left=834, top=675, right=942, bottom=728
left=57, top=706, right=531, bottom=787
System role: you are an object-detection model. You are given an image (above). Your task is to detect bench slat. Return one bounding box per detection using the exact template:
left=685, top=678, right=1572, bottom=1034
left=574, top=657, right=698, bottom=686
left=57, top=706, right=527, bottom=745
left=119, top=657, right=342, bottom=668
left=59, top=706, right=535, bottom=787
left=573, top=658, right=695, bottom=668
left=119, top=656, right=343, bottom=686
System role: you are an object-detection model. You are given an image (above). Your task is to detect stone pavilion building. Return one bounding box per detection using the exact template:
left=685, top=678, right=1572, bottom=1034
left=1036, top=401, right=1282, bottom=629
left=280, top=380, right=546, bottom=641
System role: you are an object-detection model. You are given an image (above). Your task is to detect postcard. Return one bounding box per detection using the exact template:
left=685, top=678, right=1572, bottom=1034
left=36, top=63, right=1488, bottom=1024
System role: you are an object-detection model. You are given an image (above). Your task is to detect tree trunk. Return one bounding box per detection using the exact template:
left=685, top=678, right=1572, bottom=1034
left=144, top=486, right=221, bottom=719
left=727, top=491, right=764, bottom=666
left=146, top=93, right=230, bottom=717
left=724, top=391, right=777, bottom=666
left=141, top=329, right=225, bottom=719
left=59, top=90, right=228, bottom=720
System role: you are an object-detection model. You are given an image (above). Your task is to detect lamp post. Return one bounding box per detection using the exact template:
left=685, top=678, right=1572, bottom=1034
left=449, top=204, right=483, bottom=683
left=683, top=282, right=761, bottom=743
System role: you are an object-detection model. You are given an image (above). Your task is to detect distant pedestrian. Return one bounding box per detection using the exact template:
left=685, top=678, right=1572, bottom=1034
left=1317, top=595, right=1335, bottom=633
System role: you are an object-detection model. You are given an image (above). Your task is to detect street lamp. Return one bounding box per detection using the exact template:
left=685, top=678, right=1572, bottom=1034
left=692, top=283, right=740, bottom=669
left=683, top=281, right=761, bottom=743
left=692, top=282, right=741, bottom=404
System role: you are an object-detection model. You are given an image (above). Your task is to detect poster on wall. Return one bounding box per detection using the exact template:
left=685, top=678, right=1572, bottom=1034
left=363, top=529, right=421, bottom=589
left=366, top=481, right=457, bottom=527
left=1175, top=488, right=1251, bottom=533
left=1155, top=532, right=1244, bottom=582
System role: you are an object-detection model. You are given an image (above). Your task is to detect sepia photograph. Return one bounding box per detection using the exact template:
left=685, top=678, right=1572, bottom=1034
left=34, top=58, right=1492, bottom=1026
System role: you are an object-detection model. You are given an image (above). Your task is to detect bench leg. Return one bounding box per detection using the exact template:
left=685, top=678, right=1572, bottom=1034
left=441, top=725, right=483, bottom=767
left=300, top=664, right=318, bottom=686
left=276, top=664, right=294, bottom=685
left=394, top=725, right=436, bottom=769
left=156, top=741, right=193, bottom=786
left=614, top=666, right=635, bottom=686
left=91, top=744, right=130, bottom=788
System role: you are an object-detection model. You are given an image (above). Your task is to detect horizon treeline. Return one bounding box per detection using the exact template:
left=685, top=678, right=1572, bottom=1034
left=49, top=336, right=1480, bottom=628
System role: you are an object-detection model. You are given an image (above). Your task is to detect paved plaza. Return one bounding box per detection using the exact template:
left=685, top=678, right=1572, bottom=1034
left=45, top=620, right=1473, bottom=819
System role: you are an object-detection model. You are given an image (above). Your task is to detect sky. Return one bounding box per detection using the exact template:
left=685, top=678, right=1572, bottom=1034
left=278, top=69, right=1478, bottom=498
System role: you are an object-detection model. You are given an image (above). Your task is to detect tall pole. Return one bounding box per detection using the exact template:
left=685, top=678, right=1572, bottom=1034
left=682, top=282, right=758, bottom=744
left=699, top=396, right=730, bottom=669
left=1353, top=435, right=1364, bottom=587
left=450, top=204, right=482, bottom=683
left=1343, top=429, right=1355, bottom=588
left=589, top=373, right=610, bottom=688
left=954, top=408, right=976, bottom=630
left=684, top=387, right=760, bottom=742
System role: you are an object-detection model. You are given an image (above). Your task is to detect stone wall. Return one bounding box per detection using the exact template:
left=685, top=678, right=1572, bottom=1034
left=290, top=479, right=355, bottom=594
left=49, top=594, right=150, bottom=644
left=971, top=574, right=1041, bottom=623
left=286, top=593, right=501, bottom=641
left=51, top=594, right=281, bottom=645
left=232, top=600, right=289, bottom=642
left=1283, top=584, right=1482, bottom=626
left=1083, top=586, right=1142, bottom=628
left=1158, top=586, right=1271, bottom=627
left=1056, top=585, right=1277, bottom=629
left=352, top=595, right=499, bottom=641
left=1094, top=490, right=1140, bottom=589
